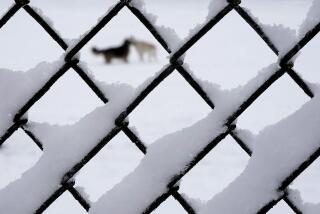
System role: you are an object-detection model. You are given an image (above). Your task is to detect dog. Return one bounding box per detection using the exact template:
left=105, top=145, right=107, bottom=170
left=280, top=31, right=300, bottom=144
left=92, top=39, right=131, bottom=63
left=129, top=37, right=157, bottom=62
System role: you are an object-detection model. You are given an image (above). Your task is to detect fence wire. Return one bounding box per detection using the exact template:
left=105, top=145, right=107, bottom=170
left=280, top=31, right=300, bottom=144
left=0, top=0, right=319, bottom=213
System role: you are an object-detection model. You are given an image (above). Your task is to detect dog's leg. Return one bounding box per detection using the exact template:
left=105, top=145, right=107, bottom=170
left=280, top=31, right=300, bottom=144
left=105, top=56, right=111, bottom=64
left=151, top=50, right=157, bottom=62
left=148, top=52, right=152, bottom=62
left=124, top=55, right=128, bottom=63
left=136, top=49, right=143, bottom=62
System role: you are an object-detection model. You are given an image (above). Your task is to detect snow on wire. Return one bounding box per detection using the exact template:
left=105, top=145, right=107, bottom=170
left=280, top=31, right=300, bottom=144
left=0, top=0, right=320, bottom=213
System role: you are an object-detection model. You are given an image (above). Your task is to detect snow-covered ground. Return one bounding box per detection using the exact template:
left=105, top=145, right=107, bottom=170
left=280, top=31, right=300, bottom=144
left=0, top=0, right=319, bottom=213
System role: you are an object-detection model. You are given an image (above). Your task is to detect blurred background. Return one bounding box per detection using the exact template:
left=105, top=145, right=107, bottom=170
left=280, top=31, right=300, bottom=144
left=0, top=0, right=318, bottom=213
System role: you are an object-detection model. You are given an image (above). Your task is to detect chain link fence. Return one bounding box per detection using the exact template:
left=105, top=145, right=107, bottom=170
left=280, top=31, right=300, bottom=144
left=0, top=0, right=319, bottom=213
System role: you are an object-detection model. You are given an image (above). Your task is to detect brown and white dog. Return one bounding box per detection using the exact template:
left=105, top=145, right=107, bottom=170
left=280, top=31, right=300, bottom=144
left=92, top=39, right=131, bottom=63
left=129, top=37, right=157, bottom=62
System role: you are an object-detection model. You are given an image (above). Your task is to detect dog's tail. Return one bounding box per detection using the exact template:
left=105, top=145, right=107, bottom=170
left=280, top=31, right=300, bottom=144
left=92, top=47, right=102, bottom=54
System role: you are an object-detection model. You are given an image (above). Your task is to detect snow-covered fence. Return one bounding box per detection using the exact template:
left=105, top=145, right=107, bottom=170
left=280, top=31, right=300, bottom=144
left=0, top=0, right=320, bottom=213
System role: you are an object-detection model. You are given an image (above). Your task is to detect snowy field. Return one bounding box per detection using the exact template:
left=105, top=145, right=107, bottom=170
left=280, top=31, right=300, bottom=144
left=0, top=0, right=319, bottom=213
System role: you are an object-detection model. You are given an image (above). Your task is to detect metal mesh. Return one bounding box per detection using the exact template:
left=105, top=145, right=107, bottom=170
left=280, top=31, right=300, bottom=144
left=0, top=0, right=319, bottom=213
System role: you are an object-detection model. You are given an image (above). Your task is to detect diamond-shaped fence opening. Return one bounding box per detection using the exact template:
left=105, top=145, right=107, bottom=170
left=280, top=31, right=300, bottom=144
left=237, top=73, right=310, bottom=134
left=0, top=8, right=63, bottom=70
left=43, top=191, right=88, bottom=214
left=267, top=200, right=296, bottom=214
left=179, top=135, right=249, bottom=201
left=0, top=0, right=319, bottom=213
left=184, top=9, right=277, bottom=89
left=294, top=33, right=320, bottom=83
left=0, top=128, right=41, bottom=189
left=129, top=71, right=212, bottom=143
left=28, top=69, right=104, bottom=125
left=75, top=132, right=144, bottom=202
left=77, top=7, right=169, bottom=87
left=240, top=0, right=313, bottom=30
left=291, top=158, right=320, bottom=204
left=140, top=0, right=211, bottom=38
left=152, top=196, right=188, bottom=214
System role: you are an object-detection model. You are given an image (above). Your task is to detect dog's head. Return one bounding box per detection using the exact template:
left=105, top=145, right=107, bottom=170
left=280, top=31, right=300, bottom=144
left=91, top=47, right=99, bottom=54
left=127, top=36, right=137, bottom=45
left=124, top=38, right=132, bottom=46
